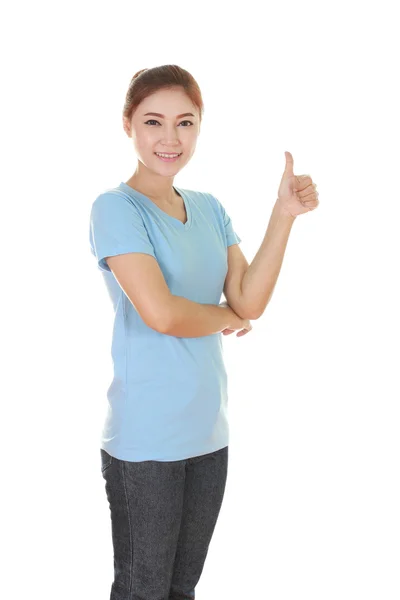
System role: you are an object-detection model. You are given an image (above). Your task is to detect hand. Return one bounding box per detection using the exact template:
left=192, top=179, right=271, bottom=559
left=219, top=300, right=253, bottom=337
left=222, top=319, right=253, bottom=337
left=277, top=151, right=320, bottom=218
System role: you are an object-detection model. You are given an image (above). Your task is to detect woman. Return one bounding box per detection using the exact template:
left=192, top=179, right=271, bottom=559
left=89, top=64, right=319, bottom=599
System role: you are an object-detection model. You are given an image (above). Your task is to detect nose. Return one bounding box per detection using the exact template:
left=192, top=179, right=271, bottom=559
left=161, top=138, right=180, bottom=146
left=160, top=126, right=181, bottom=145
left=160, top=142, right=181, bottom=152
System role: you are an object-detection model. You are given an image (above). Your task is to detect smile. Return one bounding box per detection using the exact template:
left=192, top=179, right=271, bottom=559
left=155, top=152, right=182, bottom=162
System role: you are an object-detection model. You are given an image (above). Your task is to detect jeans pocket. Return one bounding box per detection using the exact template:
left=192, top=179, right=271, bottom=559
left=100, top=449, right=113, bottom=474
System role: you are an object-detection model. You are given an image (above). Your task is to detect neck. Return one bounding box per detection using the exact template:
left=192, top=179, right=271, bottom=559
left=126, top=172, right=177, bottom=204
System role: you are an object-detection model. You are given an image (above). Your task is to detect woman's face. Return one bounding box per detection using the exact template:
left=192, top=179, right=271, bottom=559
left=123, top=87, right=201, bottom=174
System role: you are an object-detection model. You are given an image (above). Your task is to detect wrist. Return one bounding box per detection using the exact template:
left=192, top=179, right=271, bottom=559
left=226, top=305, right=244, bottom=328
left=219, top=302, right=243, bottom=328
left=275, top=198, right=297, bottom=221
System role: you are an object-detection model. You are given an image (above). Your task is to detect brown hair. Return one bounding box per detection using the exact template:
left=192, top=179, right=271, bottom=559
left=122, top=65, right=204, bottom=126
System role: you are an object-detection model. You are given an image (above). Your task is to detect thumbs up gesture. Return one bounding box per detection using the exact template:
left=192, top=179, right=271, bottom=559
left=277, top=151, right=320, bottom=218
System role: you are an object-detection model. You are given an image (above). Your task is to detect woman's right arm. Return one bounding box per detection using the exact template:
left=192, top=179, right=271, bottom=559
left=164, top=296, right=247, bottom=338
left=105, top=252, right=247, bottom=338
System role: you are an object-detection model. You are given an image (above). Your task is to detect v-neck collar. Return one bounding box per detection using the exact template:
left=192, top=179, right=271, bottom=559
left=119, top=181, right=192, bottom=230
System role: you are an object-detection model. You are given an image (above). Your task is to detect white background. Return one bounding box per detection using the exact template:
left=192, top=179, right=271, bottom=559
left=2, top=1, right=400, bottom=598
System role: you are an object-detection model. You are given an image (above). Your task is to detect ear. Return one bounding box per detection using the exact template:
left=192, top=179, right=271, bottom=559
left=122, top=116, right=131, bottom=137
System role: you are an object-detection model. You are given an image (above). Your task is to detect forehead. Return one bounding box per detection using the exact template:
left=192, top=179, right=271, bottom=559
left=138, top=87, right=197, bottom=115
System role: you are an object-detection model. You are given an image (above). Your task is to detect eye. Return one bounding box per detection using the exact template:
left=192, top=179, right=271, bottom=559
left=144, top=120, right=193, bottom=127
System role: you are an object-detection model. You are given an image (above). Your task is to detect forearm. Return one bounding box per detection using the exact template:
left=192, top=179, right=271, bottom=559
left=241, top=200, right=296, bottom=318
left=163, top=297, right=243, bottom=338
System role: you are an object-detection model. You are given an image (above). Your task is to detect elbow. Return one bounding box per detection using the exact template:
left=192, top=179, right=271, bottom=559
left=157, top=315, right=173, bottom=334
left=245, top=291, right=274, bottom=320
left=244, top=301, right=268, bottom=321
left=154, top=312, right=174, bottom=335
left=241, top=297, right=262, bottom=321
left=143, top=301, right=174, bottom=334
left=153, top=297, right=176, bottom=334
left=235, top=298, right=262, bottom=321
left=246, top=308, right=262, bottom=320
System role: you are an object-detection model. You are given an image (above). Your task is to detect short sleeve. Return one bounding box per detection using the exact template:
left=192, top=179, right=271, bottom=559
left=209, top=194, right=242, bottom=248
left=89, top=192, right=156, bottom=272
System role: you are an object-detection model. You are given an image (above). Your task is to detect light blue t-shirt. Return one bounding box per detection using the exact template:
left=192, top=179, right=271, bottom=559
left=89, top=181, right=241, bottom=462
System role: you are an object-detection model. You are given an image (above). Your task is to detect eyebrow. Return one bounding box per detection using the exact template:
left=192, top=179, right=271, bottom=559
left=143, top=112, right=195, bottom=119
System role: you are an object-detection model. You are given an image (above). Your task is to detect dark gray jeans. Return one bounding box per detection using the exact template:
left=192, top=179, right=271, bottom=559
left=100, top=445, right=229, bottom=600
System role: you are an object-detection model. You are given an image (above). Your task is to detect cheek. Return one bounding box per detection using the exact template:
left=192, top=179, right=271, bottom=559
left=134, top=132, right=156, bottom=154
left=187, top=136, right=198, bottom=152
left=134, top=129, right=198, bottom=155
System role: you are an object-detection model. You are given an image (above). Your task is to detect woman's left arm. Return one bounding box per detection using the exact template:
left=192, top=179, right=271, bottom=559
left=241, top=151, right=320, bottom=320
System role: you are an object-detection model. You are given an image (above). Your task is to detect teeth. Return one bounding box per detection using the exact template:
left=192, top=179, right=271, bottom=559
left=156, top=152, right=180, bottom=158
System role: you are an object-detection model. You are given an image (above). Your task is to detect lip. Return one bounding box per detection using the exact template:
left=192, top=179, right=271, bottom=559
left=154, top=152, right=182, bottom=162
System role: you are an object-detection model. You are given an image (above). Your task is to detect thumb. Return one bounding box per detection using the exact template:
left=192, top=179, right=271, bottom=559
left=284, top=151, right=294, bottom=178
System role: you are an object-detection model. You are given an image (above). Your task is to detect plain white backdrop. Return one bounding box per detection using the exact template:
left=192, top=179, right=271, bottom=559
left=2, top=1, right=400, bottom=598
